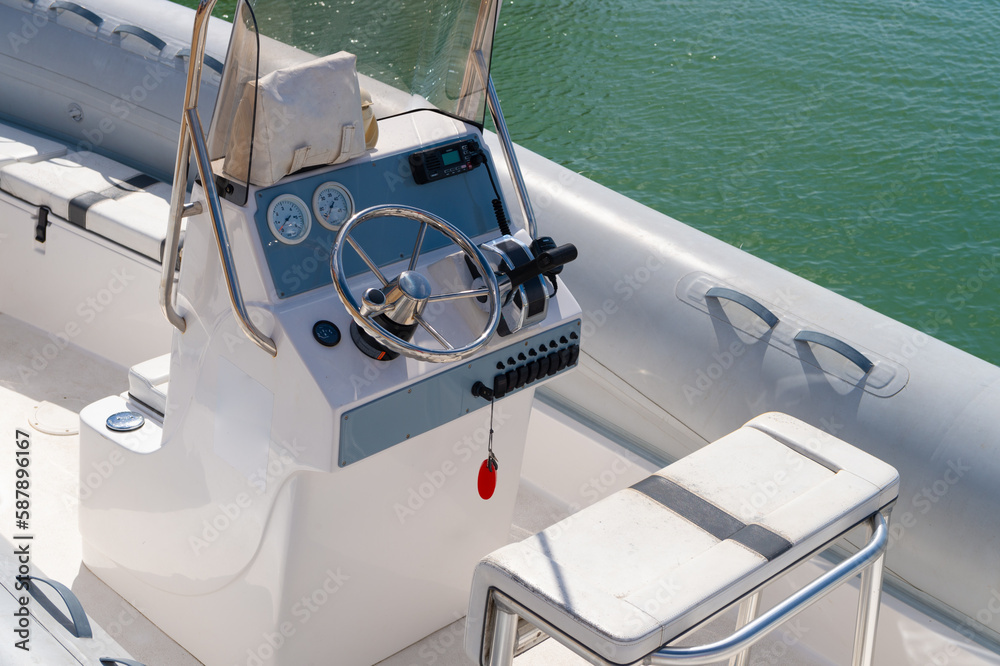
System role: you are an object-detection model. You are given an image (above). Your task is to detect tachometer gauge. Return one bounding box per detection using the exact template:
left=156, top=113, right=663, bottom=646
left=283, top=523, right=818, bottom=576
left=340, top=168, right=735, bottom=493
left=267, top=194, right=312, bottom=245
left=312, top=182, right=355, bottom=231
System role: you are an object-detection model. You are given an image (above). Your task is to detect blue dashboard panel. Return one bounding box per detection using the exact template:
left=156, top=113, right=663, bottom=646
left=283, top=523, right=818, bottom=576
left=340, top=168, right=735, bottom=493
left=339, top=320, right=582, bottom=467
left=252, top=134, right=504, bottom=298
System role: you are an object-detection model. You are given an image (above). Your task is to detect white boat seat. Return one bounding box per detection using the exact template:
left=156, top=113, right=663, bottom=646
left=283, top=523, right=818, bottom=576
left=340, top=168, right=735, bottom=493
left=128, top=353, right=171, bottom=417
left=0, top=148, right=174, bottom=262
left=465, top=412, right=899, bottom=666
left=0, top=120, right=67, bottom=167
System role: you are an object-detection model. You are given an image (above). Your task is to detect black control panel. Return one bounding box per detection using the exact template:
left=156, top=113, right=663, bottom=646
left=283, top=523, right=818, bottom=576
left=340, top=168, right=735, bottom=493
left=487, top=334, right=580, bottom=400
left=409, top=139, right=484, bottom=184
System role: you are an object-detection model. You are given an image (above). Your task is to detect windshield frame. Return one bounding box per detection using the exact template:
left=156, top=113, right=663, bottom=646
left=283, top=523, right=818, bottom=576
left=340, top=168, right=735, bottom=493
left=205, top=0, right=500, bottom=203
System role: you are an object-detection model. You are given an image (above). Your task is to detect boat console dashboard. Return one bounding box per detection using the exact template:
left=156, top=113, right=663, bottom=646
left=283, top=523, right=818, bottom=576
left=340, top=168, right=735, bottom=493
left=223, top=116, right=583, bottom=468
left=251, top=134, right=501, bottom=299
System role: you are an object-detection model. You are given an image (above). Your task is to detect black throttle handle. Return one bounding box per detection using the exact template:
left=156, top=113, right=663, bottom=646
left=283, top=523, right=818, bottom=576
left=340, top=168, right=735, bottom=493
left=505, top=243, right=578, bottom=291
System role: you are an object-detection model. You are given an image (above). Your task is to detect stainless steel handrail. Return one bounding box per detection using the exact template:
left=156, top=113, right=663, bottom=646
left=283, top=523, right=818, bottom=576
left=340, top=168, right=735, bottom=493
left=645, top=513, right=888, bottom=665
left=473, top=49, right=538, bottom=240
left=159, top=0, right=277, bottom=357
left=485, top=512, right=889, bottom=666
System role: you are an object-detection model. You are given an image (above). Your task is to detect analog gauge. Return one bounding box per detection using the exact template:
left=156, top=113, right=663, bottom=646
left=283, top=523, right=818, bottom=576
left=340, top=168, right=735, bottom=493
left=267, top=194, right=312, bottom=245
left=312, top=181, right=355, bottom=231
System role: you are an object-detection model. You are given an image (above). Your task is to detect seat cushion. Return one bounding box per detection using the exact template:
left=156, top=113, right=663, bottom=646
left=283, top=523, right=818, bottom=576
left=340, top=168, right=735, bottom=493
left=465, top=412, right=899, bottom=665
left=0, top=121, right=67, bottom=167
left=128, top=353, right=171, bottom=416
left=85, top=180, right=173, bottom=261
left=0, top=149, right=172, bottom=261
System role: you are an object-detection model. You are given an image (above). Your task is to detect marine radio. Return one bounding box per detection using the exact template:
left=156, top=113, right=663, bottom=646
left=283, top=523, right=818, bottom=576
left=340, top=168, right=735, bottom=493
left=408, top=139, right=484, bottom=184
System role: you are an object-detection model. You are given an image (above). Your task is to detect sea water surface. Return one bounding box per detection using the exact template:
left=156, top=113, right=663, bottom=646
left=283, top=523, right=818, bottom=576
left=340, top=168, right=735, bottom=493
left=180, top=0, right=1000, bottom=365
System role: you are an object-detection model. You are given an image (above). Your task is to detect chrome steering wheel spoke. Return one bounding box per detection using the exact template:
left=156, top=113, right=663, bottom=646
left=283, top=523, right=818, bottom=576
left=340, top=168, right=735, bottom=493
left=408, top=221, right=428, bottom=272
left=427, top=288, right=490, bottom=302
left=346, top=235, right=390, bottom=287
left=416, top=315, right=455, bottom=350
left=331, top=205, right=501, bottom=363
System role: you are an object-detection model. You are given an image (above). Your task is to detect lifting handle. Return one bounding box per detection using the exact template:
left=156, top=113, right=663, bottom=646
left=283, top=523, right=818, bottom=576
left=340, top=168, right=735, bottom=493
left=48, top=1, right=103, bottom=28
left=794, top=330, right=873, bottom=374
left=27, top=575, right=93, bottom=639
left=113, top=25, right=167, bottom=51
left=706, top=287, right=779, bottom=329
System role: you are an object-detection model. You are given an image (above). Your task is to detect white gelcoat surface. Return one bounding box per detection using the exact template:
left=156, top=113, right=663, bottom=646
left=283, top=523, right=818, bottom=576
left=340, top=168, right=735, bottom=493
left=1, top=315, right=997, bottom=665
left=214, top=356, right=274, bottom=485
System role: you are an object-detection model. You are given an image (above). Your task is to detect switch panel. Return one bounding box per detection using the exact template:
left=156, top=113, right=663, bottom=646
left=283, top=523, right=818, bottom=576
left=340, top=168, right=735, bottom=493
left=339, top=320, right=581, bottom=467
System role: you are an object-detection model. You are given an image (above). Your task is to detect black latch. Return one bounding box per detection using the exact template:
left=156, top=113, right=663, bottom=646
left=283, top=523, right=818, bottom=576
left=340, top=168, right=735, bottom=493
left=35, top=206, right=50, bottom=243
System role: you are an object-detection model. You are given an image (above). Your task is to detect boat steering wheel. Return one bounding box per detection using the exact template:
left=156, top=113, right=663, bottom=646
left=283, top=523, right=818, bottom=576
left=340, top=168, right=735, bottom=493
left=330, top=204, right=502, bottom=363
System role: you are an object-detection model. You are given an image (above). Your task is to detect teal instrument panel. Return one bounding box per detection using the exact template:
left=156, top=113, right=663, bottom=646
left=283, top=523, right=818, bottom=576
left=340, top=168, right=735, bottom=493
left=252, top=134, right=502, bottom=299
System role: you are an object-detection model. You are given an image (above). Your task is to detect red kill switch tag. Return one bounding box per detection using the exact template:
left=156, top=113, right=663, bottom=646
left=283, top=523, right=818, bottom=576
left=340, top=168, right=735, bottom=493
left=478, top=457, right=498, bottom=500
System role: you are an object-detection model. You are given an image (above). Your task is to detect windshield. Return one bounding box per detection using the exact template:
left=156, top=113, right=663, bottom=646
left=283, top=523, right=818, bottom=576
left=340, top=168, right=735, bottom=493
left=207, top=0, right=499, bottom=202
left=251, top=0, right=498, bottom=123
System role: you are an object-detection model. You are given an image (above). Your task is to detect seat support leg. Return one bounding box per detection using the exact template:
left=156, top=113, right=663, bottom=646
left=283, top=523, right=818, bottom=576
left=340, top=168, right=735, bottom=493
left=488, top=604, right=519, bottom=666
left=851, top=510, right=890, bottom=666
left=727, top=591, right=760, bottom=666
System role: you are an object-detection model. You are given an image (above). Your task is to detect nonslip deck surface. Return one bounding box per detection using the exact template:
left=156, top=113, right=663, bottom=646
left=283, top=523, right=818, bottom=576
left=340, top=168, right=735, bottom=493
left=0, top=313, right=996, bottom=666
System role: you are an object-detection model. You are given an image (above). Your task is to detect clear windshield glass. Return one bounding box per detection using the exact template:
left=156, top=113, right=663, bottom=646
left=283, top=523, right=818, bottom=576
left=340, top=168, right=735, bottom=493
left=254, top=0, right=497, bottom=123
left=207, top=0, right=498, bottom=201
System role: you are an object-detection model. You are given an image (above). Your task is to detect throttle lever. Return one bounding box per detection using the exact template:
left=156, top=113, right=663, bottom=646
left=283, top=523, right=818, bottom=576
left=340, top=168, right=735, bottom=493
left=503, top=243, right=578, bottom=292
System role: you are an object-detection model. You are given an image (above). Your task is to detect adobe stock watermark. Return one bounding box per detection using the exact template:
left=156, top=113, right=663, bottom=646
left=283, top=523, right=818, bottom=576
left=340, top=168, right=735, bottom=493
left=748, top=620, right=811, bottom=665
left=222, top=308, right=275, bottom=354
left=69, top=447, right=127, bottom=508
left=718, top=82, right=833, bottom=202
left=392, top=405, right=511, bottom=524
left=79, top=63, right=177, bottom=153
left=241, top=566, right=351, bottom=666
left=735, top=418, right=843, bottom=523
left=919, top=586, right=1000, bottom=666
left=848, top=127, right=957, bottom=237
left=14, top=267, right=136, bottom=384
left=7, top=9, right=52, bottom=55
left=581, top=249, right=670, bottom=339
left=279, top=243, right=332, bottom=294
left=681, top=286, right=799, bottom=405
left=886, top=458, right=971, bottom=551
left=71, top=600, right=143, bottom=660
left=415, top=614, right=466, bottom=665
left=189, top=439, right=306, bottom=556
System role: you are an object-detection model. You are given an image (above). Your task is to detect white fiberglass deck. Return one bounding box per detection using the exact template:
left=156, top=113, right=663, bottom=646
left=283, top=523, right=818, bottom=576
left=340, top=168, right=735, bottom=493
left=0, top=313, right=997, bottom=666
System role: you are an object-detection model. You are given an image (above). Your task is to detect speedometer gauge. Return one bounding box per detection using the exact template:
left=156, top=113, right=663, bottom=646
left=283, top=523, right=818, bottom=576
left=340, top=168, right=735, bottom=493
left=312, top=182, right=355, bottom=231
left=267, top=194, right=312, bottom=245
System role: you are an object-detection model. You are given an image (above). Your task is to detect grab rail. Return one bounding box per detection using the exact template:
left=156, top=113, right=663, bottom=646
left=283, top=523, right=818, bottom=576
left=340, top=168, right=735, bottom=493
left=705, top=287, right=779, bottom=329
left=473, top=50, right=537, bottom=239
left=645, top=513, right=888, bottom=664
left=795, top=330, right=873, bottom=374
left=160, top=0, right=277, bottom=357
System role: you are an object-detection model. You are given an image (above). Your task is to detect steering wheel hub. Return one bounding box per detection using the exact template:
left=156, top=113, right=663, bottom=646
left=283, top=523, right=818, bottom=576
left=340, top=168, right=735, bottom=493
left=330, top=205, right=502, bottom=363
left=379, top=270, right=433, bottom=326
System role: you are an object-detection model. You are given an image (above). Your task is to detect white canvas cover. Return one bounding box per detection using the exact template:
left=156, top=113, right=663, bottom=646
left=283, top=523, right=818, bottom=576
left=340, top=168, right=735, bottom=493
left=223, top=52, right=367, bottom=187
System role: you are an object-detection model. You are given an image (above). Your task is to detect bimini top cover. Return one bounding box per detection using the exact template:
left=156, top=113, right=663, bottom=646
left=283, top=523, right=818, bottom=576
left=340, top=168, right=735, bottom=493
left=208, top=0, right=500, bottom=196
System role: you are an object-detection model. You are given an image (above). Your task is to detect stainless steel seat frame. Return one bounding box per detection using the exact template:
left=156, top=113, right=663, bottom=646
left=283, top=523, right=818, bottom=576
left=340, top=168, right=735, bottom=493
left=482, top=510, right=891, bottom=666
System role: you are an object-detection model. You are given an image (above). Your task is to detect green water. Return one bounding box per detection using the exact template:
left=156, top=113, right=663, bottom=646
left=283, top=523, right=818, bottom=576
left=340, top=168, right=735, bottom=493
left=178, top=0, right=1000, bottom=365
